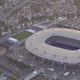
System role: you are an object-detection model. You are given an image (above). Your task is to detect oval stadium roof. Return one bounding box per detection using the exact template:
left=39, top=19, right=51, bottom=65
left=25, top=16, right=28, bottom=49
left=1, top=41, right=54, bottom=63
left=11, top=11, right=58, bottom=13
left=25, top=28, right=80, bottom=64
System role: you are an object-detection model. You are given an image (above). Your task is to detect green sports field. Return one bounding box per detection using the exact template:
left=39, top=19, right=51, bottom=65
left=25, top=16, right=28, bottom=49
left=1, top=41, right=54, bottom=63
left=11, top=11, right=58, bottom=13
left=14, top=31, right=33, bottom=41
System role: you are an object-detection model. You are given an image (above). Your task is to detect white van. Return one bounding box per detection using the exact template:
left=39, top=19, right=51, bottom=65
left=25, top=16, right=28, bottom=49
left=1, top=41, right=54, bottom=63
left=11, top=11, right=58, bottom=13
left=64, top=72, right=70, bottom=76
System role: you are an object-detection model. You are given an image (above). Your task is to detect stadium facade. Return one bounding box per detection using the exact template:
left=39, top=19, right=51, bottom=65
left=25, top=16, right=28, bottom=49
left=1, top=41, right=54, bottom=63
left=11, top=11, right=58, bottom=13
left=25, top=28, right=80, bottom=69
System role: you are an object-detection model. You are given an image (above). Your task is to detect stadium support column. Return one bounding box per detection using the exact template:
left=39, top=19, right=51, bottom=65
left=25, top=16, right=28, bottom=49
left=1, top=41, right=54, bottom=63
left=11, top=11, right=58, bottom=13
left=76, top=63, right=79, bottom=73
left=41, top=58, right=45, bottom=64
left=64, top=63, right=67, bottom=70
left=79, top=64, right=80, bottom=69
left=51, top=61, right=55, bottom=67
left=32, top=55, right=36, bottom=59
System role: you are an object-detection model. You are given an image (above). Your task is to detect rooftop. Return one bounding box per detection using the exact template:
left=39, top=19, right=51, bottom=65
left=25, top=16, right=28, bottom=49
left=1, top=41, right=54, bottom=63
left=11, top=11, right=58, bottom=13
left=25, top=28, right=80, bottom=64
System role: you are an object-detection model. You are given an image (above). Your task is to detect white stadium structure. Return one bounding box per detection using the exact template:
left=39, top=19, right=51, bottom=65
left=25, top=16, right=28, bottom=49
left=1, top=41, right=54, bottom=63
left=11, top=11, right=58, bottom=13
left=25, top=28, right=80, bottom=65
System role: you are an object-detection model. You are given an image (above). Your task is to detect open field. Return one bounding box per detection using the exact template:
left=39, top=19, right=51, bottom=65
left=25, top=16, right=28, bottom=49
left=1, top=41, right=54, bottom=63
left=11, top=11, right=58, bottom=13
left=14, top=31, right=33, bottom=41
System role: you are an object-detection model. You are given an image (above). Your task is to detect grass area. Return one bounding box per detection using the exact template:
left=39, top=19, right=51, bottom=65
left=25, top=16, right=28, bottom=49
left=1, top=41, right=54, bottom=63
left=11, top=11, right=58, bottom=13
left=14, top=31, right=33, bottom=41
left=7, top=57, right=31, bottom=69
left=75, top=0, right=80, bottom=9
left=7, top=77, right=17, bottom=80
left=0, top=68, right=3, bottom=75
left=74, top=0, right=80, bottom=15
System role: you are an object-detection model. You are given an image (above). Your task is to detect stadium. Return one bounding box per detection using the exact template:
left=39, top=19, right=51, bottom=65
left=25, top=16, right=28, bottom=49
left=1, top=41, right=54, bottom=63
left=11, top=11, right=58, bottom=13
left=25, top=28, right=80, bottom=69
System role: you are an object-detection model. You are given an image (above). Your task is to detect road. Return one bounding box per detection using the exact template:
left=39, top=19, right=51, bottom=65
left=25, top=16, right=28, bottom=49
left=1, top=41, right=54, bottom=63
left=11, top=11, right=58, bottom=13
left=24, top=70, right=41, bottom=80
left=0, top=0, right=30, bottom=21
left=0, top=56, right=34, bottom=78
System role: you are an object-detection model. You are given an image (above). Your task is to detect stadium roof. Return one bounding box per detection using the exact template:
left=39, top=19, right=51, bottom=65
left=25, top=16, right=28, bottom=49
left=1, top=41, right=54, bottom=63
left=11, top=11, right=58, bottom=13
left=25, top=28, right=80, bottom=64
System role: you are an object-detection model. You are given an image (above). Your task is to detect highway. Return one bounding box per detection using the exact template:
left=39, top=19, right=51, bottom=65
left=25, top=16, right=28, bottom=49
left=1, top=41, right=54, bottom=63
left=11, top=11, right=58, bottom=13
left=0, top=0, right=30, bottom=21
left=24, top=70, right=41, bottom=80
